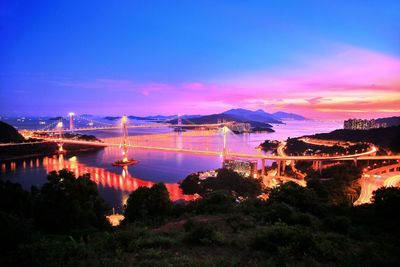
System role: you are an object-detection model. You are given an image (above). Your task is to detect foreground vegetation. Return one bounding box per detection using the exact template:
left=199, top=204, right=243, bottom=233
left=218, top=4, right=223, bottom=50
left=1, top=168, right=400, bottom=266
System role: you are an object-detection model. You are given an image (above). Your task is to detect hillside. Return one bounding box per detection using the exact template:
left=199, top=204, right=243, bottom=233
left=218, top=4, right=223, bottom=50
left=0, top=121, right=25, bottom=143
left=305, top=126, right=400, bottom=152
left=222, top=109, right=282, bottom=124
left=376, top=116, right=400, bottom=127
left=168, top=113, right=273, bottom=128
left=272, top=111, right=309, bottom=121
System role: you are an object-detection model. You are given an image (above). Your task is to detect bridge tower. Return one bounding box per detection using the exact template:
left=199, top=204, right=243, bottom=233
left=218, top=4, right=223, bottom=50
left=122, top=115, right=129, bottom=162
left=69, top=112, right=74, bottom=130
left=221, top=126, right=228, bottom=167
left=112, top=115, right=138, bottom=166
left=56, top=121, right=65, bottom=154
left=174, top=114, right=184, bottom=132
left=178, top=114, right=182, bottom=128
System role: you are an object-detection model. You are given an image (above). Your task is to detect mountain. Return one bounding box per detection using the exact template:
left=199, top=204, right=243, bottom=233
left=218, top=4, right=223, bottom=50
left=376, top=116, right=400, bottom=127
left=168, top=113, right=273, bottom=128
left=222, top=109, right=282, bottom=124
left=0, top=121, right=25, bottom=143
left=272, top=111, right=309, bottom=121
left=103, top=116, right=121, bottom=121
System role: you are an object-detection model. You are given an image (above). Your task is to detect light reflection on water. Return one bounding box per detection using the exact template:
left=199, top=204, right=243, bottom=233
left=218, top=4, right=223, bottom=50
left=1, top=154, right=195, bottom=213
left=0, top=120, right=342, bottom=212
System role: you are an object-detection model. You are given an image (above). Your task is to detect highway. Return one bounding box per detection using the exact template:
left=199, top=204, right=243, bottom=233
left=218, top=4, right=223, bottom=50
left=354, top=171, right=400, bottom=205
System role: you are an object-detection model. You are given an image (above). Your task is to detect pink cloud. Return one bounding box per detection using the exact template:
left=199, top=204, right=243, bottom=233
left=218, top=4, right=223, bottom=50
left=53, top=45, right=400, bottom=119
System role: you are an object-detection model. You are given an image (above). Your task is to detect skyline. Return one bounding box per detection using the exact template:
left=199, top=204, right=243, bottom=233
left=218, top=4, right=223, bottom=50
left=1, top=1, right=400, bottom=119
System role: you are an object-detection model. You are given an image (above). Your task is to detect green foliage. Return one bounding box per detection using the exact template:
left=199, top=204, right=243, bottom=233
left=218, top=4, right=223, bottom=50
left=186, top=190, right=235, bottom=214
left=306, top=163, right=362, bottom=206
left=372, top=186, right=400, bottom=219
left=3, top=171, right=400, bottom=266
left=0, top=212, right=34, bottom=252
left=250, top=223, right=317, bottom=256
left=124, top=183, right=172, bottom=225
left=33, top=169, right=110, bottom=233
left=183, top=221, right=220, bottom=245
left=0, top=179, right=32, bottom=216
left=180, top=168, right=263, bottom=198
left=268, top=182, right=326, bottom=215
left=17, top=237, right=94, bottom=267
left=179, top=174, right=202, bottom=195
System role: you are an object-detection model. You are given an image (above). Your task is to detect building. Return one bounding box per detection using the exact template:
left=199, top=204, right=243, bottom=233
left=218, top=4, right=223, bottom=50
left=344, top=119, right=387, bottom=130
left=223, top=158, right=258, bottom=178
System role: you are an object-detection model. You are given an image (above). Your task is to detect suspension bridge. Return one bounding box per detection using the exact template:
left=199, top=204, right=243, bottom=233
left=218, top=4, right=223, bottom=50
left=17, top=113, right=400, bottom=178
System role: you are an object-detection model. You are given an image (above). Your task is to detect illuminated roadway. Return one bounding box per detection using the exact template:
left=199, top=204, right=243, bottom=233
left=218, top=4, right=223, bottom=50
left=36, top=137, right=400, bottom=163
left=354, top=172, right=400, bottom=205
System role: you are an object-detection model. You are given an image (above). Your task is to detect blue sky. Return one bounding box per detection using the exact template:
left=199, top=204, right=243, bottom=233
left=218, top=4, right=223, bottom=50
left=1, top=0, right=399, bottom=118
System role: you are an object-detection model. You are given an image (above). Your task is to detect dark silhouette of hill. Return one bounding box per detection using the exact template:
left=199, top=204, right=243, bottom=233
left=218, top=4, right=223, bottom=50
left=272, top=111, right=309, bottom=121
left=222, top=108, right=282, bottom=123
left=306, top=126, right=400, bottom=152
left=0, top=121, right=25, bottom=143
left=168, top=113, right=273, bottom=128
left=376, top=116, right=400, bottom=127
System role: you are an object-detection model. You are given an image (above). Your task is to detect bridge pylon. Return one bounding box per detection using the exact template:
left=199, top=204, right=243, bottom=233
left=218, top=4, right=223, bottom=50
left=56, top=121, right=66, bottom=154
left=112, top=115, right=139, bottom=167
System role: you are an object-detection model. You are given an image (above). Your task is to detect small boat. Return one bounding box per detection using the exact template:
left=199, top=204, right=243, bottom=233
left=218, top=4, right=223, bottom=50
left=112, top=159, right=139, bottom=166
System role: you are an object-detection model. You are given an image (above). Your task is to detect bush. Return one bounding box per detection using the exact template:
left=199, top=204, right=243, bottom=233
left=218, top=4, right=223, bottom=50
left=250, top=223, right=317, bottom=256
left=33, top=169, right=110, bottom=233
left=186, top=190, right=235, bottom=214
left=124, top=183, right=172, bottom=225
left=183, top=222, right=219, bottom=245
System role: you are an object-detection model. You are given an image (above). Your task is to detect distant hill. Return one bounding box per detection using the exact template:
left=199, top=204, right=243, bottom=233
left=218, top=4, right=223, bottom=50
left=0, top=121, right=25, bottom=143
left=222, top=109, right=282, bottom=124
left=104, top=115, right=203, bottom=121
left=103, top=109, right=307, bottom=125
left=272, top=111, right=309, bottom=121
left=376, top=116, right=400, bottom=127
left=103, top=116, right=121, bottom=121
left=168, top=113, right=273, bottom=128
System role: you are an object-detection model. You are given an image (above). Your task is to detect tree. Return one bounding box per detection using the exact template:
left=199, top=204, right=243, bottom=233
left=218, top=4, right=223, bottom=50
left=268, top=182, right=325, bottom=215
left=179, top=174, right=202, bottom=195
left=124, top=183, right=172, bottom=225
left=372, top=187, right=400, bottom=219
left=33, top=169, right=109, bottom=233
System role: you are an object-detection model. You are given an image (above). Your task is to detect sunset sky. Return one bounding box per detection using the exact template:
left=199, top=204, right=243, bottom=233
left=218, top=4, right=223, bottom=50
left=1, top=1, right=400, bottom=119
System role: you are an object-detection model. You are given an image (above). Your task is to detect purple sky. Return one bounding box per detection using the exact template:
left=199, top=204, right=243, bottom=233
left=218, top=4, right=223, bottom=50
left=1, top=1, right=399, bottom=119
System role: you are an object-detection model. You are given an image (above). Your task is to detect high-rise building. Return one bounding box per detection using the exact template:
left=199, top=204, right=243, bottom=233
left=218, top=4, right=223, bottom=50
left=344, top=119, right=387, bottom=130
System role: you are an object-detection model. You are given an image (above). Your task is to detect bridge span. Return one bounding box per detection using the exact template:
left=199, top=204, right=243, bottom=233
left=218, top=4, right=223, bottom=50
left=39, top=137, right=400, bottom=163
